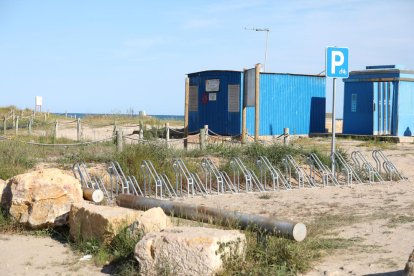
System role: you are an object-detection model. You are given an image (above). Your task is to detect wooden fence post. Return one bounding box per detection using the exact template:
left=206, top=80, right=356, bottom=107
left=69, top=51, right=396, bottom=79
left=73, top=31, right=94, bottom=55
left=200, top=128, right=206, bottom=150
left=15, top=116, right=19, bottom=136
left=3, top=117, right=6, bottom=134
left=77, top=118, right=81, bottom=141
left=116, top=130, right=123, bottom=152
left=165, top=122, right=170, bottom=147
left=28, top=118, right=32, bottom=135
left=284, top=128, right=290, bottom=145
left=54, top=120, right=58, bottom=142
left=12, top=110, right=15, bottom=128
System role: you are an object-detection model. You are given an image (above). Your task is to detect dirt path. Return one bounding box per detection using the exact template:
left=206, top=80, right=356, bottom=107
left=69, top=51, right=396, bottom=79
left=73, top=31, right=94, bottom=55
left=0, top=234, right=107, bottom=276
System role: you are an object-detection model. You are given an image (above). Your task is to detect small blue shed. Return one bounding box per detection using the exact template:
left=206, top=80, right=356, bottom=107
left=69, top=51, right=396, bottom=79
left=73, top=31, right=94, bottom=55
left=187, top=70, right=326, bottom=136
left=342, top=65, right=414, bottom=136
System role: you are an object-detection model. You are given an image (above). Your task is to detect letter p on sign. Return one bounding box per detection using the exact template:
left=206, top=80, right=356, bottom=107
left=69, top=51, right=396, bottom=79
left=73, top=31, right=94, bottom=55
left=326, top=47, right=349, bottom=78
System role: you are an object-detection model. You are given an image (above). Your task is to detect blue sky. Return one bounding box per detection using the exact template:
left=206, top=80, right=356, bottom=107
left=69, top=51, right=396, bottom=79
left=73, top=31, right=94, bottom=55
left=1, top=0, right=413, bottom=116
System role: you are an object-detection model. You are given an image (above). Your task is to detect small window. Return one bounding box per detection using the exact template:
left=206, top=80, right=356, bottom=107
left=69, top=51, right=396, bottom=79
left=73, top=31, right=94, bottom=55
left=189, top=86, right=198, bottom=112
left=351, top=94, right=357, bottom=112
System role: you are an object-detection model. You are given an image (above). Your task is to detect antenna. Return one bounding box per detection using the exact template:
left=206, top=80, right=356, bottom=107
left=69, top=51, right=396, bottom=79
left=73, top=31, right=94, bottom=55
left=244, top=27, right=270, bottom=72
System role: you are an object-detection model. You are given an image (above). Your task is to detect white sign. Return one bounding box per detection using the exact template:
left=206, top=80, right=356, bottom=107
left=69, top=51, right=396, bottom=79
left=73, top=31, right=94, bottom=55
left=326, top=47, right=349, bottom=78
left=35, top=96, right=43, bottom=106
left=206, top=79, right=220, bottom=92
left=208, top=93, right=217, bottom=101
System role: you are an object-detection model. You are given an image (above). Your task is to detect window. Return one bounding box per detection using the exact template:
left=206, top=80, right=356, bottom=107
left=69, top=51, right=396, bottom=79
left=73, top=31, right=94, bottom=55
left=351, top=94, right=357, bottom=112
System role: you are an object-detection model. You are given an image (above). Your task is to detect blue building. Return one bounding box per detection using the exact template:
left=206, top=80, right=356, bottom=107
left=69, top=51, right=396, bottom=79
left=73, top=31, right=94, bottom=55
left=343, top=65, right=414, bottom=136
left=187, top=70, right=326, bottom=136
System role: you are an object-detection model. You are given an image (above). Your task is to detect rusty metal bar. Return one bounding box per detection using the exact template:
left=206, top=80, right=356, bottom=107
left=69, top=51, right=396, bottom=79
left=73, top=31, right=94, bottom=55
left=116, top=194, right=307, bottom=242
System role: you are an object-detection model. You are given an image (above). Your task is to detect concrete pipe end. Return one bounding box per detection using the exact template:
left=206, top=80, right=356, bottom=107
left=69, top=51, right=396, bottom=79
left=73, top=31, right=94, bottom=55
left=292, top=223, right=307, bottom=242
left=92, top=190, right=104, bottom=203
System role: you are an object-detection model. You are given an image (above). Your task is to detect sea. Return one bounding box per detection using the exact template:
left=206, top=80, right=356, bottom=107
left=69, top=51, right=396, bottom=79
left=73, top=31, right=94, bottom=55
left=54, top=113, right=184, bottom=121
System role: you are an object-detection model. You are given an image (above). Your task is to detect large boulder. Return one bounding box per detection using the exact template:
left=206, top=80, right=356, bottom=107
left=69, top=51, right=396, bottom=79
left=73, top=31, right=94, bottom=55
left=135, top=226, right=246, bottom=276
left=69, top=203, right=171, bottom=244
left=2, top=169, right=82, bottom=228
left=0, top=179, right=6, bottom=203
left=404, top=249, right=414, bottom=276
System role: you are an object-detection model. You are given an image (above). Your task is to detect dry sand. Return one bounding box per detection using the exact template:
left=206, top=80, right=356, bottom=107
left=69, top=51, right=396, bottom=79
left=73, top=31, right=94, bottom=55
left=0, top=234, right=107, bottom=276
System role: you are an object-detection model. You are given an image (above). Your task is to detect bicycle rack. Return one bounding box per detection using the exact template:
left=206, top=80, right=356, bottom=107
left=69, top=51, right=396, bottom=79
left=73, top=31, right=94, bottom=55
left=372, top=150, right=406, bottom=181
left=141, top=160, right=175, bottom=199
left=307, top=153, right=339, bottom=187
left=351, top=151, right=384, bottom=183
left=230, top=157, right=264, bottom=192
left=172, top=158, right=206, bottom=197
left=201, top=157, right=237, bottom=194
left=256, top=156, right=291, bottom=190
left=73, top=163, right=110, bottom=200
left=108, top=161, right=143, bottom=198
left=334, top=152, right=363, bottom=186
left=282, top=155, right=316, bottom=188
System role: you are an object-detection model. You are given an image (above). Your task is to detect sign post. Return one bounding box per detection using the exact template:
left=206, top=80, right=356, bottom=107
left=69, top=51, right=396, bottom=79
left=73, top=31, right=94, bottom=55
left=326, top=46, right=349, bottom=176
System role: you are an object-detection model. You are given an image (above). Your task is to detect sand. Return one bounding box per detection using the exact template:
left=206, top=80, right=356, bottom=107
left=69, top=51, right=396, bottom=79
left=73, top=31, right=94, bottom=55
left=0, top=234, right=107, bottom=276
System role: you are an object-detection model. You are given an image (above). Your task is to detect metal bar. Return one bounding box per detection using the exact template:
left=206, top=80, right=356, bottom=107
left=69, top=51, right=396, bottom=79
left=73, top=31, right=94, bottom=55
left=117, top=194, right=307, bottom=242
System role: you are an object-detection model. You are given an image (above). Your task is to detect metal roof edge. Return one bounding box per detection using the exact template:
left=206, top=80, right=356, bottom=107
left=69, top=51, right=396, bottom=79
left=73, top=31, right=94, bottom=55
left=260, top=72, right=325, bottom=78
left=187, top=70, right=242, bottom=75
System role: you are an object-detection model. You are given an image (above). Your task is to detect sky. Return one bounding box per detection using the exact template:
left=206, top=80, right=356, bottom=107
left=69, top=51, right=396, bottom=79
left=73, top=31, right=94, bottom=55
left=1, top=0, right=413, bottom=117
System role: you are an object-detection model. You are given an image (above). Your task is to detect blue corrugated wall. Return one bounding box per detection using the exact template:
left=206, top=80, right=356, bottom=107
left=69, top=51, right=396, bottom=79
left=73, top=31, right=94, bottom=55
left=188, top=71, right=242, bottom=135
left=398, top=81, right=414, bottom=136
left=246, top=73, right=326, bottom=135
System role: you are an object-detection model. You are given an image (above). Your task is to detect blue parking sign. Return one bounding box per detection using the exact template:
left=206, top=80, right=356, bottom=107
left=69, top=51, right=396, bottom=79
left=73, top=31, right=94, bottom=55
left=326, top=47, right=349, bottom=78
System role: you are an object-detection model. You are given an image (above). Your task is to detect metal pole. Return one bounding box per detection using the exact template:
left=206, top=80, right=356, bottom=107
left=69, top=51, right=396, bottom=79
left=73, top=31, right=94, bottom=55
left=264, top=30, right=269, bottom=72
left=254, top=63, right=261, bottom=142
left=184, top=77, right=189, bottom=150
left=331, top=78, right=337, bottom=175
left=116, top=194, right=307, bottom=242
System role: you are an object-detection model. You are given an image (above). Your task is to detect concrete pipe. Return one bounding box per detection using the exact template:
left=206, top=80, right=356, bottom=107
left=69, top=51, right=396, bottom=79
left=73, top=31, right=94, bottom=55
left=83, top=188, right=104, bottom=203
left=116, top=194, right=307, bottom=242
